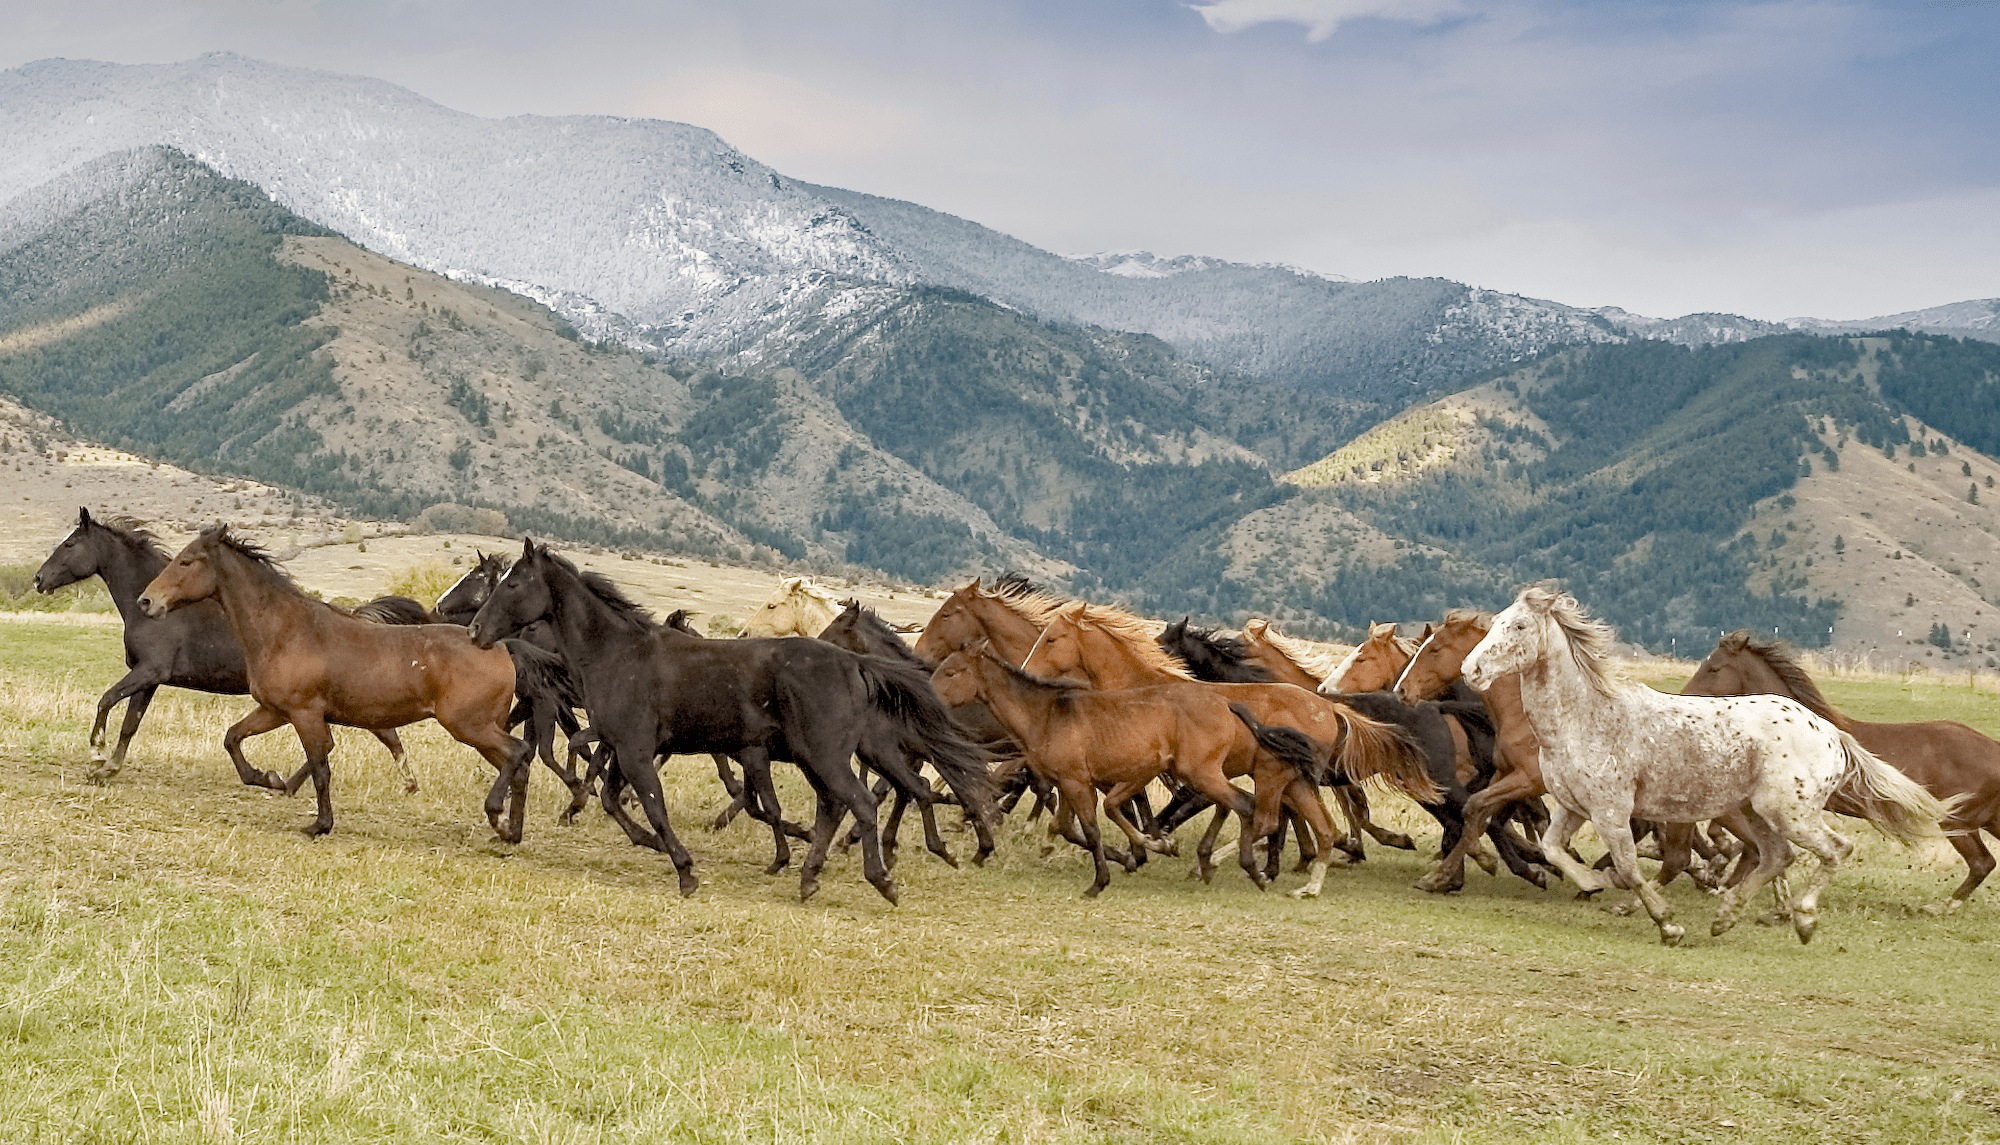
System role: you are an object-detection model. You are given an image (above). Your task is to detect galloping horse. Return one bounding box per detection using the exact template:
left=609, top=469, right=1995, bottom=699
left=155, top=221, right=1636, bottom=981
left=741, top=576, right=843, bottom=638
left=1018, top=601, right=1439, bottom=897
left=468, top=540, right=990, bottom=903
left=137, top=526, right=530, bottom=840
left=36, top=509, right=419, bottom=787
left=1464, top=585, right=1952, bottom=945
left=1686, top=630, right=2000, bottom=915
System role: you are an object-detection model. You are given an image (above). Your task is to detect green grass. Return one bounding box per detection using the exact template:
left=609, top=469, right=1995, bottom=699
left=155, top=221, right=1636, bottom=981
left=3, top=621, right=1999, bottom=1143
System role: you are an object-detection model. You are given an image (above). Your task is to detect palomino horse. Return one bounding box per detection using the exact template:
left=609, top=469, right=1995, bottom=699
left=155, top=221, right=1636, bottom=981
left=1018, top=601, right=1439, bottom=897
left=468, top=540, right=991, bottom=903
left=137, top=526, right=530, bottom=840
left=36, top=509, right=421, bottom=786
left=1464, top=585, right=1952, bottom=945
left=741, top=576, right=843, bottom=638
left=1685, top=630, right=2000, bottom=915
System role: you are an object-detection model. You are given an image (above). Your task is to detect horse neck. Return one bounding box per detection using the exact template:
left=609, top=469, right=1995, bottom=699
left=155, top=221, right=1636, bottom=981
left=1077, top=624, right=1173, bottom=688
left=1402, top=629, right=1480, bottom=700
left=540, top=563, right=648, bottom=671
left=1247, top=641, right=1323, bottom=690
left=970, top=657, right=1059, bottom=747
left=1740, top=652, right=1854, bottom=731
left=91, top=536, right=167, bottom=626
left=1511, top=632, right=1616, bottom=743
left=208, top=548, right=314, bottom=664
left=969, top=598, right=1041, bottom=663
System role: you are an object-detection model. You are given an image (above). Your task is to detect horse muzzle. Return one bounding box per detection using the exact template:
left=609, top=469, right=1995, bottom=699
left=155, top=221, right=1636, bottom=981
left=137, top=594, right=168, bottom=619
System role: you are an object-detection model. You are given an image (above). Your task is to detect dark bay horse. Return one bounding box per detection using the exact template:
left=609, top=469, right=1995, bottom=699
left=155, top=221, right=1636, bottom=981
left=1686, top=630, right=2000, bottom=915
left=137, top=526, right=530, bottom=840
left=36, top=508, right=421, bottom=786
left=467, top=540, right=991, bottom=903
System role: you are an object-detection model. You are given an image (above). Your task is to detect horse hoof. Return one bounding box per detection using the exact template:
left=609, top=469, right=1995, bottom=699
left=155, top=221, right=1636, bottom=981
left=875, top=882, right=900, bottom=906
left=1710, top=917, right=1734, bottom=937
left=1754, top=910, right=1787, bottom=928
left=1793, top=914, right=1817, bottom=944
left=1606, top=901, right=1635, bottom=917
left=677, top=873, right=700, bottom=898
left=1413, top=874, right=1453, bottom=895
left=404, top=780, right=420, bottom=794
left=1287, top=886, right=1320, bottom=900
left=1921, top=899, right=1962, bottom=917
left=1659, top=924, right=1685, bottom=946
left=1385, top=833, right=1416, bottom=851
left=764, top=859, right=791, bottom=876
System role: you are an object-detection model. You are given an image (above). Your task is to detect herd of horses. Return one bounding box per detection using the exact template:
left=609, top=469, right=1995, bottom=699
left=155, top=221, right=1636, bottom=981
left=29, top=507, right=2000, bottom=946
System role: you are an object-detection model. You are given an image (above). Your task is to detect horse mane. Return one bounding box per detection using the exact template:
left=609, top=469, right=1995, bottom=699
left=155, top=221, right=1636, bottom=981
left=89, top=514, right=170, bottom=563
left=1519, top=584, right=1619, bottom=696
left=1242, top=618, right=1348, bottom=682
left=977, top=646, right=1093, bottom=693
left=1050, top=600, right=1196, bottom=681
left=1441, top=607, right=1493, bottom=631
left=828, top=600, right=930, bottom=668
left=535, top=545, right=656, bottom=629
left=780, top=576, right=843, bottom=607
left=204, top=524, right=298, bottom=584
left=976, top=577, right=1076, bottom=629
left=1720, top=629, right=1842, bottom=723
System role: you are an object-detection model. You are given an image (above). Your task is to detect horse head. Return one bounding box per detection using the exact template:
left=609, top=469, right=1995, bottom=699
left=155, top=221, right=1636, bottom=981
left=435, top=549, right=509, bottom=625
left=1395, top=611, right=1492, bottom=704
left=1326, top=620, right=1411, bottom=694
left=467, top=537, right=553, bottom=648
left=1682, top=630, right=1767, bottom=698
left=34, top=507, right=104, bottom=594
left=138, top=526, right=232, bottom=618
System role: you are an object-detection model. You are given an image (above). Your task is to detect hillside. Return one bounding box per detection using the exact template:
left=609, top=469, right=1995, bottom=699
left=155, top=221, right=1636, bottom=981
left=1247, top=333, right=2000, bottom=661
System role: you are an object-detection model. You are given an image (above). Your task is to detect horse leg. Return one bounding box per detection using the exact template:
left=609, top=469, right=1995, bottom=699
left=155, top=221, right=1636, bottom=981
left=1932, top=828, right=1998, bottom=916
left=280, top=713, right=338, bottom=837
left=1710, top=810, right=1791, bottom=938
left=1416, top=768, right=1541, bottom=893
left=1594, top=812, right=1682, bottom=945
left=367, top=727, right=418, bottom=794
left=596, top=752, right=665, bottom=849
left=1283, top=778, right=1346, bottom=899
left=223, top=705, right=291, bottom=790
left=92, top=680, right=158, bottom=781
left=1192, top=805, right=1230, bottom=882
left=606, top=734, right=700, bottom=897
left=711, top=752, right=750, bottom=830
left=1342, top=782, right=1415, bottom=851
left=1055, top=776, right=1114, bottom=898
left=1764, top=811, right=1853, bottom=945
left=1535, top=803, right=1616, bottom=896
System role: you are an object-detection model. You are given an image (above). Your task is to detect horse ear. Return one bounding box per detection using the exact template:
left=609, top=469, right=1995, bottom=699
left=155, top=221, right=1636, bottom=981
left=520, top=536, right=535, bottom=559
left=967, top=577, right=981, bottom=591
left=78, top=506, right=92, bottom=525
left=1420, top=623, right=1435, bottom=639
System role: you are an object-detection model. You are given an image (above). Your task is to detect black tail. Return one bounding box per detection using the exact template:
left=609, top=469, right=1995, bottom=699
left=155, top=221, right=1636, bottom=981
left=856, top=654, right=994, bottom=826
left=1228, top=702, right=1326, bottom=785
left=503, top=638, right=586, bottom=713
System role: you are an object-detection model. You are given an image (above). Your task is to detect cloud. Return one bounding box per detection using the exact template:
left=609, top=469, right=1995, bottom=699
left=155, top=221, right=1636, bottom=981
left=1187, top=0, right=1469, bottom=41
left=633, top=67, right=918, bottom=158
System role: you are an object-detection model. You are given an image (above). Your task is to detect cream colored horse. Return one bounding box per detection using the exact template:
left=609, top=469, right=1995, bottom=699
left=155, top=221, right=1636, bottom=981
left=740, top=576, right=844, bottom=638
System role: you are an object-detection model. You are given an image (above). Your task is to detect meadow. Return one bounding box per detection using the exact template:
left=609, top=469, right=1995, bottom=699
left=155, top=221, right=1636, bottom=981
left=2, top=617, right=1998, bottom=1144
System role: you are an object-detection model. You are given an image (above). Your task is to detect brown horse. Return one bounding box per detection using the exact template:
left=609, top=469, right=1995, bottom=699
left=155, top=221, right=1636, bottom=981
left=1017, top=602, right=1439, bottom=896
left=138, top=526, right=530, bottom=840
left=932, top=647, right=1313, bottom=897
left=1685, top=630, right=2000, bottom=914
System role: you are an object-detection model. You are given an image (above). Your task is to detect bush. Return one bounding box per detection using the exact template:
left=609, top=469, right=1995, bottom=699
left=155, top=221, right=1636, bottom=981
left=383, top=563, right=462, bottom=611
left=415, top=503, right=511, bottom=537
left=0, top=562, right=114, bottom=613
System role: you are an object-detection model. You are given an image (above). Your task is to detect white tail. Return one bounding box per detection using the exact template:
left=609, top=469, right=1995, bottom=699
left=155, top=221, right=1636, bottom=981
left=1837, top=731, right=1960, bottom=845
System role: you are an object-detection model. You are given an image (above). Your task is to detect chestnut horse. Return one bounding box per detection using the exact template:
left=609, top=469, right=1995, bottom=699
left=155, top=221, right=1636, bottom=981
left=138, top=526, right=530, bottom=840
left=933, top=647, right=1310, bottom=897
left=1685, top=630, right=2000, bottom=915
left=1018, top=602, right=1440, bottom=897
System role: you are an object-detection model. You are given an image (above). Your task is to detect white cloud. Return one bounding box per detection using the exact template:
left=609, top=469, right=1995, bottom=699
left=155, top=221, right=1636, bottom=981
left=634, top=68, right=918, bottom=158
left=1187, top=0, right=1469, bottom=41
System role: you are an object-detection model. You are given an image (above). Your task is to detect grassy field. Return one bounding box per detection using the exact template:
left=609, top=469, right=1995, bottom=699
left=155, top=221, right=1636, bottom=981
left=3, top=619, right=1999, bottom=1144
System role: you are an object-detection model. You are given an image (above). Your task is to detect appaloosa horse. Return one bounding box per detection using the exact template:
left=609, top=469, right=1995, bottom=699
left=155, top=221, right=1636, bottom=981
left=1464, top=585, right=1951, bottom=945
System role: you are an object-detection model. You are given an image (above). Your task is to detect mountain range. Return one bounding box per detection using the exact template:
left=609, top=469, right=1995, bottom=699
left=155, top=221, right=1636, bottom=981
left=4, top=53, right=1999, bottom=659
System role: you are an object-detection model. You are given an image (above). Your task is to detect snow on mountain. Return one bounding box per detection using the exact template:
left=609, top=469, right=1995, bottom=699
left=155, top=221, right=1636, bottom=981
left=1786, top=298, right=2000, bottom=342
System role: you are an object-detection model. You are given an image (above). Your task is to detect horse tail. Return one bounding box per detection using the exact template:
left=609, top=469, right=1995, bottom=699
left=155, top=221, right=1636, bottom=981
left=503, top=638, right=585, bottom=713
left=855, top=656, right=995, bottom=826
left=1334, top=708, right=1442, bottom=805
left=1227, top=703, right=1322, bottom=783
left=1835, top=730, right=1960, bottom=845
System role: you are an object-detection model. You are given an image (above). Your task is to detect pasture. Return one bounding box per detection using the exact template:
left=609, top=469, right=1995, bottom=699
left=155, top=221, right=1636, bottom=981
left=3, top=616, right=1999, bottom=1143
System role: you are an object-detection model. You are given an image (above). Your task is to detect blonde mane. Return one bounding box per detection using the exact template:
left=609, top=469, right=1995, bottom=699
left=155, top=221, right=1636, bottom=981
left=1517, top=584, right=1619, bottom=696
left=976, top=579, right=1077, bottom=629
left=1047, top=600, right=1196, bottom=681
left=1242, top=618, right=1349, bottom=683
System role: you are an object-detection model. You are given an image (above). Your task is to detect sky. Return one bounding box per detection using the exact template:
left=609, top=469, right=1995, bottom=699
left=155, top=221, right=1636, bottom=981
left=6, top=0, right=1999, bottom=322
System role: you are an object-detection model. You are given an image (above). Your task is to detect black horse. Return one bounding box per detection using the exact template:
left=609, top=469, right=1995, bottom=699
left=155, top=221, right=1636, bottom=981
left=34, top=508, right=420, bottom=784
left=467, top=540, right=992, bottom=902
left=816, top=599, right=998, bottom=866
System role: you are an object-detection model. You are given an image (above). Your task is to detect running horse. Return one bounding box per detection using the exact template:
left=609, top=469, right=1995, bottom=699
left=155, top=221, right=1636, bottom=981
left=1685, top=629, right=2000, bottom=915
left=137, top=526, right=532, bottom=840
left=1464, top=585, right=1951, bottom=945
left=1018, top=601, right=1439, bottom=897
left=36, top=509, right=422, bottom=787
